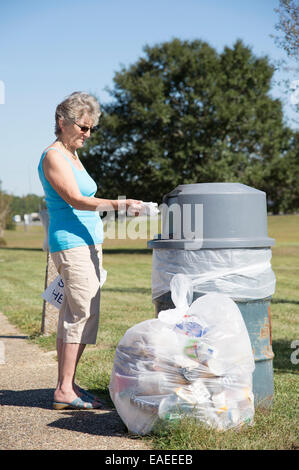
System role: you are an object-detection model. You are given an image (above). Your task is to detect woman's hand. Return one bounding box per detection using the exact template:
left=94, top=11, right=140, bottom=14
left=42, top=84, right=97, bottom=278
left=125, top=199, right=144, bottom=216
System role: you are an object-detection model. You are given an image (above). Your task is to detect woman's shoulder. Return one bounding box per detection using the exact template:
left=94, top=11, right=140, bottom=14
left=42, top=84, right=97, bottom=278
left=42, top=144, right=83, bottom=172
left=42, top=143, right=61, bottom=156
left=42, top=145, right=70, bottom=170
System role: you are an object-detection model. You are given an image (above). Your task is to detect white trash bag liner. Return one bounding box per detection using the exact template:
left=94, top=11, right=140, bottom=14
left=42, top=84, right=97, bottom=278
left=109, top=274, right=255, bottom=435
left=152, top=248, right=276, bottom=301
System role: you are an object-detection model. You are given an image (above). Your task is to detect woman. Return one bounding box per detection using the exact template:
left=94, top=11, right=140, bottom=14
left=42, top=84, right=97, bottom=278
left=38, top=91, right=142, bottom=410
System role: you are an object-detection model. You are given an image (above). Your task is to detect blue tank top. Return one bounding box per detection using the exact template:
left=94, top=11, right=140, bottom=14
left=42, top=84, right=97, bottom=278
left=38, top=147, right=103, bottom=253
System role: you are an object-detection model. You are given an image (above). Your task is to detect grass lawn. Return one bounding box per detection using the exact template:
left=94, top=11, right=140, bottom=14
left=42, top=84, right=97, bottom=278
left=0, top=215, right=298, bottom=450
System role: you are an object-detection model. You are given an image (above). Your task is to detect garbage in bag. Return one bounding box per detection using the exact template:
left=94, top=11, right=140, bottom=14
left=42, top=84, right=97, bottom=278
left=109, top=274, right=255, bottom=435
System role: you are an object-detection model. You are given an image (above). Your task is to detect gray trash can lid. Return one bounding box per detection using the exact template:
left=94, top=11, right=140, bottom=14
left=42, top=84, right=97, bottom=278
left=148, top=183, right=274, bottom=249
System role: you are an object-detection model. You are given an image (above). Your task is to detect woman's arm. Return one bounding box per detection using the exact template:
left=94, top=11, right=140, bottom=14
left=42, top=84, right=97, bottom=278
left=43, top=149, right=141, bottom=212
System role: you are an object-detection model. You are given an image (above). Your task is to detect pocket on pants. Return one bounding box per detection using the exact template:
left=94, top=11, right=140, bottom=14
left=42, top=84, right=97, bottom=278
left=62, top=268, right=91, bottom=322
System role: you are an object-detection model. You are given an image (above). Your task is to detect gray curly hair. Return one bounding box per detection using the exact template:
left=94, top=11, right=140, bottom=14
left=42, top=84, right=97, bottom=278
left=55, top=91, right=101, bottom=137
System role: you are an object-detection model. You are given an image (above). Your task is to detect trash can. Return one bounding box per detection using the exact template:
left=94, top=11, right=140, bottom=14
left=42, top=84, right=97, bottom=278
left=148, top=183, right=276, bottom=408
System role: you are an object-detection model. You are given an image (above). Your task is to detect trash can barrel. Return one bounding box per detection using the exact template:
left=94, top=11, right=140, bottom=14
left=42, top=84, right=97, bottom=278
left=148, top=183, right=276, bottom=408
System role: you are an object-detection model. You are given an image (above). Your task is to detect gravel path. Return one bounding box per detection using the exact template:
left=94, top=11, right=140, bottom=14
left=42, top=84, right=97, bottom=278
left=0, top=311, right=150, bottom=450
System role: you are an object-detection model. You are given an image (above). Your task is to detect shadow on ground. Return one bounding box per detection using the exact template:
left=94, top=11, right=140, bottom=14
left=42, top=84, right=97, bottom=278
left=0, top=388, right=55, bottom=409
left=103, top=248, right=152, bottom=255
left=272, top=298, right=299, bottom=305
left=0, top=247, right=152, bottom=254
left=47, top=409, right=129, bottom=437
left=0, top=247, right=43, bottom=252
left=102, top=287, right=151, bottom=295
left=0, top=388, right=133, bottom=438
left=0, top=388, right=113, bottom=410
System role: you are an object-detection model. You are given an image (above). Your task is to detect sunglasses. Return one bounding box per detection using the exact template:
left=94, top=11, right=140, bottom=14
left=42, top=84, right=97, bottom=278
left=73, top=121, right=99, bottom=133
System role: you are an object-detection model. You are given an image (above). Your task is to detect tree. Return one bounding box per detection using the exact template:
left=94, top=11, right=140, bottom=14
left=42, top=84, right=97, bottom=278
left=80, top=38, right=296, bottom=211
left=273, top=0, right=299, bottom=60
left=0, top=182, right=12, bottom=240
left=272, top=0, right=299, bottom=127
left=243, top=130, right=299, bottom=214
left=276, top=130, right=299, bottom=213
left=9, top=194, right=45, bottom=218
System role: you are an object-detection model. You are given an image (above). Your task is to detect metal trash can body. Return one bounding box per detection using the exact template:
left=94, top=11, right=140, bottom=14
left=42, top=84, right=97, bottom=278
left=148, top=183, right=275, bottom=408
left=237, top=299, right=274, bottom=408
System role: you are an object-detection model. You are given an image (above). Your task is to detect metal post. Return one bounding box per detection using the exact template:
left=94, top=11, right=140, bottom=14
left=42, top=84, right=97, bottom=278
left=39, top=208, right=59, bottom=335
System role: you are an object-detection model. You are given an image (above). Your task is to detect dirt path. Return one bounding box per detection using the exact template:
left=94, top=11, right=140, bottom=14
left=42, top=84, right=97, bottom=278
left=0, top=311, right=150, bottom=450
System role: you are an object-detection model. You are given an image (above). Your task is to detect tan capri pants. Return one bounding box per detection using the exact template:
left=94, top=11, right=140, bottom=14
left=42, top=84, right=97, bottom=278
left=51, top=244, right=102, bottom=344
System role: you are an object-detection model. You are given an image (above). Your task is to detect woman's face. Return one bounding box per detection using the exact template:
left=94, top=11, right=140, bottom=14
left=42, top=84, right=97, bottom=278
left=60, top=113, right=94, bottom=150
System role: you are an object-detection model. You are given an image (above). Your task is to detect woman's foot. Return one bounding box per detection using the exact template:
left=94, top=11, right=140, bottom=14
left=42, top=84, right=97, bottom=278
left=53, top=396, right=102, bottom=410
left=74, top=383, right=105, bottom=406
left=53, top=386, right=103, bottom=409
left=53, top=386, right=79, bottom=406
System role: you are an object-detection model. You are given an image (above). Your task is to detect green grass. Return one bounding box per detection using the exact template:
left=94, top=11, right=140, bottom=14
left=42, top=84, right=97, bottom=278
left=0, top=216, right=298, bottom=450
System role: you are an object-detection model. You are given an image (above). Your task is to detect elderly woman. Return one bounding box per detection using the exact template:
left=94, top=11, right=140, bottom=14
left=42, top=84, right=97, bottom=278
left=38, top=91, right=142, bottom=410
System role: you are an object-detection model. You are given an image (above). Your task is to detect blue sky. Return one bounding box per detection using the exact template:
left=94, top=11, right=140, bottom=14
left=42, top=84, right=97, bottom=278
left=0, top=0, right=297, bottom=197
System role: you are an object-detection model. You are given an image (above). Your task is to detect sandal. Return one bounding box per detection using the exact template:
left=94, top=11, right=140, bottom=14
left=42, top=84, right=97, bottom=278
left=53, top=396, right=102, bottom=410
left=77, top=386, right=104, bottom=404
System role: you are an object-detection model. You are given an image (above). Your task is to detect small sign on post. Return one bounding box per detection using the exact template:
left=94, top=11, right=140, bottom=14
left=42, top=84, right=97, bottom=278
left=42, top=274, right=64, bottom=309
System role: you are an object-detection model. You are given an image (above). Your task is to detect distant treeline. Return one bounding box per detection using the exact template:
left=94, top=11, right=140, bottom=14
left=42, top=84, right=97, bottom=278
left=9, top=193, right=45, bottom=218
left=0, top=190, right=45, bottom=233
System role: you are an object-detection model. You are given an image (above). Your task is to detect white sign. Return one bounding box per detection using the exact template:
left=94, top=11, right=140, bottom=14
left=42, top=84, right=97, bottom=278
left=42, top=275, right=65, bottom=309
left=42, top=269, right=107, bottom=309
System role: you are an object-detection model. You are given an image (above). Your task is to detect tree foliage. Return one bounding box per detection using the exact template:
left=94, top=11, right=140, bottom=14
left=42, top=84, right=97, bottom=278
left=9, top=193, right=44, bottom=218
left=273, top=0, right=299, bottom=60
left=0, top=182, right=13, bottom=239
left=80, top=38, right=298, bottom=212
left=272, top=0, right=299, bottom=127
left=0, top=188, right=44, bottom=238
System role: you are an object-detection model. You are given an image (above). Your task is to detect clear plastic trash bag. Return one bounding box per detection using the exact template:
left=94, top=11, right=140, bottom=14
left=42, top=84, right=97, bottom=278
left=109, top=274, right=255, bottom=435
left=152, top=248, right=276, bottom=301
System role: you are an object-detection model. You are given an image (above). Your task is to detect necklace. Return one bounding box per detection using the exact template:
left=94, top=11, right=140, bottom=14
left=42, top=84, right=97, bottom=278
left=58, top=140, right=78, bottom=160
